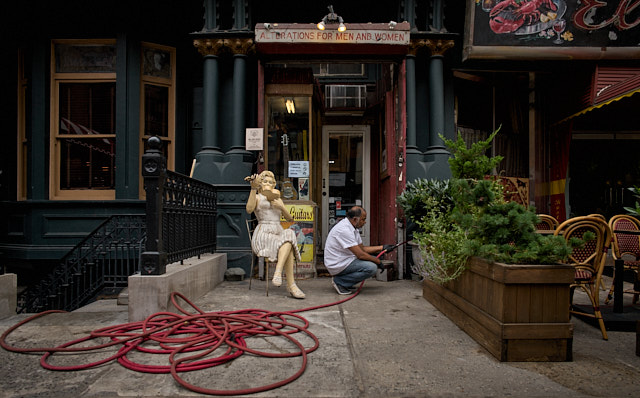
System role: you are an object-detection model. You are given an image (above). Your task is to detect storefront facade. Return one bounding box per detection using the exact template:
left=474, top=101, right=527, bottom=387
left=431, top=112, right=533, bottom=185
left=2, top=0, right=639, bottom=283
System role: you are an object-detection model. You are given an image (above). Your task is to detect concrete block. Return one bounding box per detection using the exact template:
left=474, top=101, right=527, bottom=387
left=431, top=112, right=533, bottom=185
left=128, top=253, right=226, bottom=322
left=0, top=274, right=17, bottom=319
left=376, top=260, right=396, bottom=282
left=224, top=267, right=245, bottom=281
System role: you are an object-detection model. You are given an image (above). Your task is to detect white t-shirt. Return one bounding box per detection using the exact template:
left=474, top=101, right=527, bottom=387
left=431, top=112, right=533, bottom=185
left=323, top=217, right=362, bottom=275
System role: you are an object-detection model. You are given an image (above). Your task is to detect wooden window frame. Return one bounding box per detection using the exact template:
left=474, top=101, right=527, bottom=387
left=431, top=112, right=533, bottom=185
left=139, top=42, right=176, bottom=199
left=49, top=39, right=117, bottom=200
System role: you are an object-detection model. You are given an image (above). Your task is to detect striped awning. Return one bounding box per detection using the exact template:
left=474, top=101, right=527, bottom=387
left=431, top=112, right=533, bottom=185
left=560, top=66, right=640, bottom=122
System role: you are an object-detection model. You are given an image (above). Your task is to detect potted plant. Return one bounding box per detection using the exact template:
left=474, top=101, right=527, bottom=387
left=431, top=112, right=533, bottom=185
left=399, top=129, right=579, bottom=362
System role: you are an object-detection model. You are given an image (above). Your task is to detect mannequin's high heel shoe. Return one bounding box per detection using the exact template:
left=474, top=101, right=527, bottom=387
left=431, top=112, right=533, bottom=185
left=287, top=284, right=305, bottom=299
left=272, top=273, right=282, bottom=287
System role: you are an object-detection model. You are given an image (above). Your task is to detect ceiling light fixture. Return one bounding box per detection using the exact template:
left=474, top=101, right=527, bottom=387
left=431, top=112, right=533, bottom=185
left=285, top=98, right=295, bottom=114
left=317, top=5, right=346, bottom=32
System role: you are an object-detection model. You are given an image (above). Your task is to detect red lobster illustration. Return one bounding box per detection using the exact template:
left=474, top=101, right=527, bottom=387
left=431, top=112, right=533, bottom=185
left=489, top=0, right=558, bottom=34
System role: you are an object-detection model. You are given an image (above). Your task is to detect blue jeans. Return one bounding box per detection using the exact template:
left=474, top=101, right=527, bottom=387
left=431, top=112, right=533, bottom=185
left=333, top=259, right=377, bottom=289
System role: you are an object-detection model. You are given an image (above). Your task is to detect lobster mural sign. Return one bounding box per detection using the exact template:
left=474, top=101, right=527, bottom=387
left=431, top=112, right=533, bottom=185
left=464, top=0, right=640, bottom=59
left=489, top=0, right=562, bottom=34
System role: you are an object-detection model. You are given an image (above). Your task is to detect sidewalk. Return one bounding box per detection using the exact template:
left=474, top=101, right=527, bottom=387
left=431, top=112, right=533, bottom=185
left=1, top=276, right=639, bottom=397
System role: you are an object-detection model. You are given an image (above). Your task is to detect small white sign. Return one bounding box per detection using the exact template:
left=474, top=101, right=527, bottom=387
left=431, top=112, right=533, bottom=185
left=288, top=161, right=309, bottom=178
left=245, top=128, right=264, bottom=151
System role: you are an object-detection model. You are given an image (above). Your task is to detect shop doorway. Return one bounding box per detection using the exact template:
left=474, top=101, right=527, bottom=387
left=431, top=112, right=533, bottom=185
left=568, top=138, right=640, bottom=218
left=321, top=125, right=371, bottom=246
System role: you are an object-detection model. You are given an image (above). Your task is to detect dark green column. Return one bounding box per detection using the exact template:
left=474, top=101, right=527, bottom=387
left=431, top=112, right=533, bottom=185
left=223, top=39, right=254, bottom=182
left=191, top=39, right=224, bottom=184
left=202, top=53, right=221, bottom=151
left=428, top=53, right=445, bottom=143
left=231, top=53, right=246, bottom=150
left=405, top=50, right=425, bottom=183
left=424, top=39, right=455, bottom=180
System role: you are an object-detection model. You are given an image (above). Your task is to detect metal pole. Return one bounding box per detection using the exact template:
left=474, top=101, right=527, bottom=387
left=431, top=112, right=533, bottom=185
left=614, top=258, right=624, bottom=313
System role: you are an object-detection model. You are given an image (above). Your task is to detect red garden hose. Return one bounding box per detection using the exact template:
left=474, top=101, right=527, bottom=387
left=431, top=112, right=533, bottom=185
left=1, top=283, right=365, bottom=396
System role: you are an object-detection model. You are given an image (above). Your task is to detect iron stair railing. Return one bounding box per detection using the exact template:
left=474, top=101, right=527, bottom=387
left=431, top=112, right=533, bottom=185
left=17, top=214, right=146, bottom=313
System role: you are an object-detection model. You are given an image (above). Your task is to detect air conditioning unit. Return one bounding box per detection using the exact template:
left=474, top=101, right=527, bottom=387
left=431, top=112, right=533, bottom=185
left=324, top=85, right=367, bottom=108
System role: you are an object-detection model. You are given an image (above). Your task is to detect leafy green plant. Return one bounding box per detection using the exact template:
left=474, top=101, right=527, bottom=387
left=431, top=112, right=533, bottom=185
left=397, top=178, right=453, bottom=229
left=443, top=129, right=503, bottom=180
left=402, top=128, right=576, bottom=285
left=623, top=186, right=640, bottom=217
left=410, top=196, right=468, bottom=284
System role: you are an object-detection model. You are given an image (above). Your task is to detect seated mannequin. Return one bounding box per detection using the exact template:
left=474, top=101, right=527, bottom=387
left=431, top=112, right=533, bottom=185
left=245, top=171, right=305, bottom=299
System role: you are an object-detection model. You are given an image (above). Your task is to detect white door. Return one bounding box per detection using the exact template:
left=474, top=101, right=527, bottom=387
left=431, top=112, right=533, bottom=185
left=322, top=125, right=371, bottom=246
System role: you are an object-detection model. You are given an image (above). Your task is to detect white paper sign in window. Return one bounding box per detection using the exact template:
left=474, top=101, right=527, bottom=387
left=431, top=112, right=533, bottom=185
left=288, top=161, right=309, bottom=178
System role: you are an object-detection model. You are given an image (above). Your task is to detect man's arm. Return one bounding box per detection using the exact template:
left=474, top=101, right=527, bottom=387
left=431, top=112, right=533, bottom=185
left=363, top=245, right=384, bottom=255
left=348, top=244, right=383, bottom=265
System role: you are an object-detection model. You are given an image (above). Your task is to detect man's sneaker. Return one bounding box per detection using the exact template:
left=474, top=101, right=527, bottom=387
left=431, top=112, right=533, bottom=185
left=332, top=278, right=352, bottom=295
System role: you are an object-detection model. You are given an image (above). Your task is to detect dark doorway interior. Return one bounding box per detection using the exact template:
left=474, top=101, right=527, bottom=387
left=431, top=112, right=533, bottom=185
left=569, top=139, right=640, bottom=218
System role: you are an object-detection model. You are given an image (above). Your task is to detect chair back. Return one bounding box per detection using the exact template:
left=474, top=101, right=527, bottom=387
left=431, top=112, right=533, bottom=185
left=555, top=216, right=612, bottom=275
left=608, top=214, right=640, bottom=260
left=535, top=214, right=559, bottom=231
left=588, top=213, right=607, bottom=222
left=557, top=216, right=613, bottom=340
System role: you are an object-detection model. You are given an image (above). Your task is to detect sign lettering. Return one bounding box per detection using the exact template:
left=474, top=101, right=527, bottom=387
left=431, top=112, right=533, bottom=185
left=255, top=25, right=410, bottom=45
left=573, top=0, right=640, bottom=30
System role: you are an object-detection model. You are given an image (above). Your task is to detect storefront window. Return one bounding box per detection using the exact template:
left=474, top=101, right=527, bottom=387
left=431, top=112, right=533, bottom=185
left=58, top=82, right=116, bottom=190
left=267, top=96, right=311, bottom=200
left=50, top=39, right=117, bottom=200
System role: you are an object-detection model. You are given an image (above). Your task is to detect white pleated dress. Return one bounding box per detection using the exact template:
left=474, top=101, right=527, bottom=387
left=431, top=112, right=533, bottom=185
left=251, top=193, right=301, bottom=262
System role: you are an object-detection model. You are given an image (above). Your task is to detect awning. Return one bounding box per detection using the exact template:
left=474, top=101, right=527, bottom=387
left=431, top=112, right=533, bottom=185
left=559, top=66, right=640, bottom=123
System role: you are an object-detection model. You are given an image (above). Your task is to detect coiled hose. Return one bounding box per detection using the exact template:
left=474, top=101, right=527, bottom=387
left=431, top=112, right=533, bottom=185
left=1, top=282, right=364, bottom=396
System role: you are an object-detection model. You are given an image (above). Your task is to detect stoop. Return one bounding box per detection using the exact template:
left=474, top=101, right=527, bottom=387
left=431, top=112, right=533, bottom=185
left=128, top=253, right=226, bottom=322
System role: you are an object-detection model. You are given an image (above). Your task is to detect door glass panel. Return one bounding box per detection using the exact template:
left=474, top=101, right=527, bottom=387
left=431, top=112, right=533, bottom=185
left=328, top=134, right=363, bottom=231
left=266, top=96, right=310, bottom=200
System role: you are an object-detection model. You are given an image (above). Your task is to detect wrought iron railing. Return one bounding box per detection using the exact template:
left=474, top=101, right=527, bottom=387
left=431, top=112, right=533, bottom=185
left=140, top=136, right=217, bottom=274
left=16, top=136, right=217, bottom=313
left=17, top=214, right=146, bottom=313
left=162, top=170, right=217, bottom=264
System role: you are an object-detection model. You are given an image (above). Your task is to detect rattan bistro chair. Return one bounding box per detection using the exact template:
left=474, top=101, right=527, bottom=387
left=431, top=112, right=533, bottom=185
left=605, top=214, right=640, bottom=305
left=588, top=213, right=607, bottom=222
left=535, top=214, right=559, bottom=231
left=555, top=216, right=612, bottom=340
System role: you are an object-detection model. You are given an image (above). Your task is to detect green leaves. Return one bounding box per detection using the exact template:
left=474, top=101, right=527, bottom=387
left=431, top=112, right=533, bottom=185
left=440, top=128, right=503, bottom=180
left=624, top=186, right=640, bottom=217
left=401, top=127, right=573, bottom=284
left=397, top=178, right=453, bottom=225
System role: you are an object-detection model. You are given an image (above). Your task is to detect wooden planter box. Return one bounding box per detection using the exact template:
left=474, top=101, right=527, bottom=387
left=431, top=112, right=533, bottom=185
left=422, top=256, right=575, bottom=362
